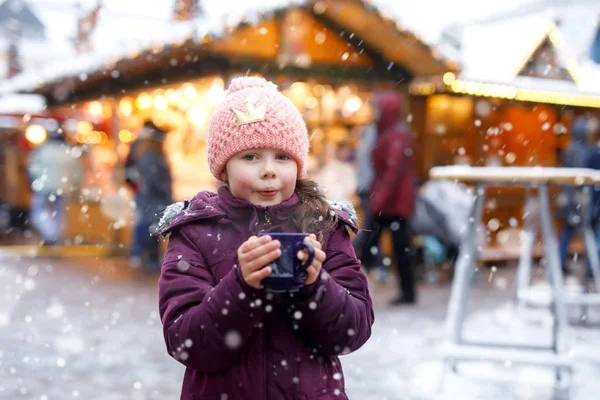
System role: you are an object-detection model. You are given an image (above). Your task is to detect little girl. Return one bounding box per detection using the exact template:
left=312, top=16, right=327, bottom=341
left=157, top=77, right=374, bottom=400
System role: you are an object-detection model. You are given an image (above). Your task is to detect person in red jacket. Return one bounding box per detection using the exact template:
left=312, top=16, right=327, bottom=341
left=364, top=91, right=417, bottom=305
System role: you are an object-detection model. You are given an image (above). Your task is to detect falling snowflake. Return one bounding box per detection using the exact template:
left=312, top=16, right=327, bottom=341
left=0, top=312, right=10, bottom=326
left=177, top=260, right=190, bottom=272
left=224, top=330, right=242, bottom=349
left=46, top=302, right=65, bottom=318
left=487, top=218, right=500, bottom=232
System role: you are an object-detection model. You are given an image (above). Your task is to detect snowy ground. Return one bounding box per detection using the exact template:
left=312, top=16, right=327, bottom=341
left=0, top=252, right=599, bottom=400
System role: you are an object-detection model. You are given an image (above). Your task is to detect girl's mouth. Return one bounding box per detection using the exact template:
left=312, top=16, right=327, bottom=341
left=258, top=190, right=278, bottom=198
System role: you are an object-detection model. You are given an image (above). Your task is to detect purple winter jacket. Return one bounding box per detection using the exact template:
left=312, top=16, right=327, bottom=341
left=158, top=186, right=374, bottom=400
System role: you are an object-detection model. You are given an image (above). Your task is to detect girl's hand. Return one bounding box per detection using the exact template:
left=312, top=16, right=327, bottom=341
left=237, top=235, right=280, bottom=289
left=298, top=234, right=326, bottom=286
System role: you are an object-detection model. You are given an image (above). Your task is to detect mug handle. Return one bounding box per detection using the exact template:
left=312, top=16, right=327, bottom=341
left=296, top=241, right=315, bottom=270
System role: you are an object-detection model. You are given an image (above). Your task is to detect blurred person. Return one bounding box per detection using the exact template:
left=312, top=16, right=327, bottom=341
left=124, top=122, right=154, bottom=193
left=558, top=116, right=592, bottom=274
left=128, top=121, right=173, bottom=272
left=411, top=179, right=484, bottom=282
left=354, top=121, right=384, bottom=275
left=584, top=116, right=600, bottom=281
left=155, top=77, right=373, bottom=399
left=365, top=91, right=417, bottom=305
left=27, top=126, right=82, bottom=244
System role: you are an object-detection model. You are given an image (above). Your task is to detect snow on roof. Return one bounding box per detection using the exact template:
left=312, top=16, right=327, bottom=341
left=449, top=4, right=600, bottom=93
left=577, top=60, right=600, bottom=94
left=0, top=2, right=76, bottom=80
left=8, top=1, right=596, bottom=98
left=510, top=75, right=582, bottom=94
left=549, top=4, right=600, bottom=61
left=0, top=0, right=304, bottom=96
left=0, top=93, right=46, bottom=113
left=27, top=2, right=75, bottom=50
left=0, top=36, right=72, bottom=66
left=368, top=0, right=537, bottom=45
left=458, top=15, right=552, bottom=82
left=0, top=22, right=201, bottom=95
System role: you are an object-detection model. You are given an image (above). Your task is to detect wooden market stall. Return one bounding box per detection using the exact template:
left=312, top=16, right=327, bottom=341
left=409, top=16, right=600, bottom=245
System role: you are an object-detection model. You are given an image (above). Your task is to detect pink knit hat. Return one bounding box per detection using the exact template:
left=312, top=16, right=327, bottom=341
left=207, top=76, right=309, bottom=181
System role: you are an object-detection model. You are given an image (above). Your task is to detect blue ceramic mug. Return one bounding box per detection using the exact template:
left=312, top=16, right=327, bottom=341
left=258, top=232, right=315, bottom=292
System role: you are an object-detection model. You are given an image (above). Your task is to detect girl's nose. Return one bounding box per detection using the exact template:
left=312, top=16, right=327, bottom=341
left=261, top=159, right=276, bottom=178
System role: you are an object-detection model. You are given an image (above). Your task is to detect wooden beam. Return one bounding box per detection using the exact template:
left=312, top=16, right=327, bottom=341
left=230, top=56, right=397, bottom=83
left=307, top=4, right=412, bottom=83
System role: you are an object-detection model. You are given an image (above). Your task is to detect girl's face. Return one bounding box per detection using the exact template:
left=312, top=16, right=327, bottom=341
left=222, top=148, right=298, bottom=207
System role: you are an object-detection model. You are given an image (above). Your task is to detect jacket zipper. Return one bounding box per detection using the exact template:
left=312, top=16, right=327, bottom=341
left=253, top=209, right=272, bottom=232
left=262, top=209, right=270, bottom=398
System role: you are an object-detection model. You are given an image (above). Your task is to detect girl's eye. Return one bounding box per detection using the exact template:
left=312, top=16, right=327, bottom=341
left=243, top=154, right=257, bottom=161
left=277, top=154, right=291, bottom=160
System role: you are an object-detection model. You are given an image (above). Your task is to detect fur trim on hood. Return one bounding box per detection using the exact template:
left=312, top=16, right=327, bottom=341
left=154, top=198, right=358, bottom=236
left=153, top=200, right=189, bottom=236
left=329, top=200, right=359, bottom=226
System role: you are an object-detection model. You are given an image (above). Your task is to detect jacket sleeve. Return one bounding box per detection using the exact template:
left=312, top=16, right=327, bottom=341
left=158, top=227, right=268, bottom=372
left=371, top=134, right=409, bottom=212
left=289, top=225, right=374, bottom=356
